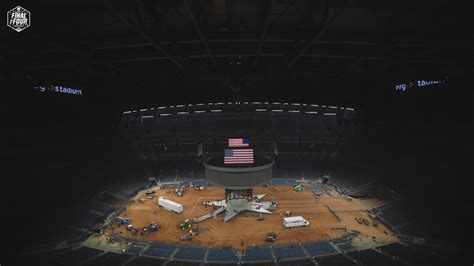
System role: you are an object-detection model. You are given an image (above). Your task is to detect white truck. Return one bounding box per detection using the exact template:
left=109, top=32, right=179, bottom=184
left=283, top=216, right=310, bottom=228
left=158, top=197, right=183, bottom=213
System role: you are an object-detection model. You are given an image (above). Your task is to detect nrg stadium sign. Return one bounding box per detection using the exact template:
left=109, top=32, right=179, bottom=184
left=395, top=79, right=446, bottom=91
left=34, top=85, right=84, bottom=96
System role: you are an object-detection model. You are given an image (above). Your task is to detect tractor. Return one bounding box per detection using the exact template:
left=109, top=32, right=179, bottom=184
left=180, top=219, right=192, bottom=230
left=294, top=184, right=303, bottom=192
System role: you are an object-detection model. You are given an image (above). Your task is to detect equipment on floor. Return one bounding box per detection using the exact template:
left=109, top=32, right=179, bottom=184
left=150, top=221, right=159, bottom=232
left=116, top=217, right=131, bottom=225
left=294, top=184, right=303, bottom=192
left=180, top=219, right=192, bottom=230
left=265, top=232, right=277, bottom=242
left=158, top=197, right=183, bottom=213
left=189, top=226, right=199, bottom=236
left=283, top=216, right=310, bottom=228
left=180, top=234, right=192, bottom=241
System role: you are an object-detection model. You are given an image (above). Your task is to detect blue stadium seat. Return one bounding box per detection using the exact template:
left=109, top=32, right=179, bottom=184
left=142, top=243, right=176, bottom=258
left=173, top=246, right=206, bottom=261
left=241, top=247, right=273, bottom=262
left=271, top=178, right=288, bottom=185
left=207, top=248, right=238, bottom=262
left=126, top=245, right=144, bottom=255
left=302, top=241, right=337, bottom=257
left=273, top=245, right=307, bottom=260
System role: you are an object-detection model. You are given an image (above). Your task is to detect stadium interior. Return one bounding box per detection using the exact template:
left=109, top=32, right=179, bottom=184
left=1, top=0, right=472, bottom=265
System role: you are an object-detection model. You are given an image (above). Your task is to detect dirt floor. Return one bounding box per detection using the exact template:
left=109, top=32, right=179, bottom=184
left=102, top=185, right=397, bottom=250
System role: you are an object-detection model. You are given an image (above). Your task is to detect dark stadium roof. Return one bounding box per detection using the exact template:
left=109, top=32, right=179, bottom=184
left=2, top=0, right=470, bottom=106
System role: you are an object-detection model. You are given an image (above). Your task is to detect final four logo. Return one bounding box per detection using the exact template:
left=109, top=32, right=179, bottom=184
left=7, top=6, right=30, bottom=32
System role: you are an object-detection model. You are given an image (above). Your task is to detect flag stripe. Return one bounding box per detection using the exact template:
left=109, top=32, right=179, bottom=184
left=224, top=148, right=254, bottom=164
left=228, top=138, right=249, bottom=147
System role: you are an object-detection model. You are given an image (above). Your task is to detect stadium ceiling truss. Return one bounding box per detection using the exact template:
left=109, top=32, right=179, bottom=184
left=8, top=0, right=468, bottom=80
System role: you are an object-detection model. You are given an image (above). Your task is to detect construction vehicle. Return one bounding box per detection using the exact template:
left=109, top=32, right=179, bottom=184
left=180, top=235, right=192, bottom=241
left=189, top=226, right=199, bottom=236
left=146, top=190, right=155, bottom=196
left=265, top=232, right=277, bottom=242
left=180, top=219, right=192, bottom=230
left=284, top=211, right=292, bottom=217
left=294, top=184, right=303, bottom=192
left=116, top=217, right=131, bottom=225
left=126, top=224, right=134, bottom=231
left=150, top=221, right=159, bottom=232
left=175, top=185, right=185, bottom=196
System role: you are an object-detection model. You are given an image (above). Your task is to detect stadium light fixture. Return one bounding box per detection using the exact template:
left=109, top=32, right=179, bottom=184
left=346, top=107, right=355, bottom=111
left=329, top=106, right=337, bottom=109
left=288, top=110, right=300, bottom=113
left=310, top=104, right=318, bottom=107
left=123, top=111, right=131, bottom=114
left=177, top=111, right=189, bottom=115
left=140, top=108, right=148, bottom=111
left=160, top=113, right=172, bottom=116
left=176, top=105, right=185, bottom=107
left=291, top=103, right=301, bottom=106
left=211, top=109, right=222, bottom=112
left=323, top=113, right=336, bottom=116
left=141, top=115, right=154, bottom=118
left=194, top=110, right=206, bottom=113
left=305, top=111, right=318, bottom=114
left=272, top=109, right=283, bottom=112
left=255, top=109, right=267, bottom=112
left=157, top=106, right=166, bottom=109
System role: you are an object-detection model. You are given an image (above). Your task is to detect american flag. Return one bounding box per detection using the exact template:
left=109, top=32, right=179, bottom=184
left=224, top=148, right=254, bottom=164
left=228, top=138, right=249, bottom=147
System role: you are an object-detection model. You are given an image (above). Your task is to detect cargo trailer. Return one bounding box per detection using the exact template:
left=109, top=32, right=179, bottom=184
left=283, top=216, right=310, bottom=228
left=158, top=197, right=183, bottom=213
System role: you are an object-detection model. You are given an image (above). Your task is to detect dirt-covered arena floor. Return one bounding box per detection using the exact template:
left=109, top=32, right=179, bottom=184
left=102, top=185, right=396, bottom=249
